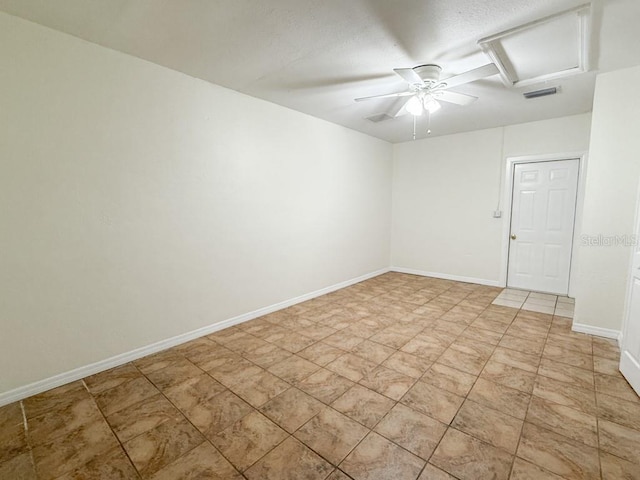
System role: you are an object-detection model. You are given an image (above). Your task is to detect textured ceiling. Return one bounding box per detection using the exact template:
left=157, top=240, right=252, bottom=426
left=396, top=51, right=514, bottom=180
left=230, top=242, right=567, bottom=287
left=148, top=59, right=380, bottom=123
left=1, top=0, right=639, bottom=143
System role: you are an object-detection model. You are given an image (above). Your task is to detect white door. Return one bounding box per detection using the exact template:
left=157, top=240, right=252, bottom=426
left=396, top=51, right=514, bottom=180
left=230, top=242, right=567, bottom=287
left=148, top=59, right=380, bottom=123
left=620, top=186, right=640, bottom=396
left=507, top=159, right=579, bottom=294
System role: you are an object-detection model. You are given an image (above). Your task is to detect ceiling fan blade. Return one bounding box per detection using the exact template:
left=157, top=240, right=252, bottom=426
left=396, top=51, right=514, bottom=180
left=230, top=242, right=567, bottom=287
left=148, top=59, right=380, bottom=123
left=441, top=63, right=499, bottom=89
left=393, top=68, right=424, bottom=85
left=387, top=96, right=412, bottom=118
left=437, top=90, right=478, bottom=106
left=354, top=90, right=414, bottom=102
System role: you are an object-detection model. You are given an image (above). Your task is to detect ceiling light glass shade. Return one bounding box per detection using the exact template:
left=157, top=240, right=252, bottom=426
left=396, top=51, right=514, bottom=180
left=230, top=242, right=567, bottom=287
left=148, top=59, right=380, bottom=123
left=424, top=97, right=441, bottom=113
left=406, top=95, right=424, bottom=116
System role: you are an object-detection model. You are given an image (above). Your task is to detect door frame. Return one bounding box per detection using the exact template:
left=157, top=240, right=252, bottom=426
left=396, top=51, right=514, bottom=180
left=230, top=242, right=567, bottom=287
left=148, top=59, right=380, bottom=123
left=618, top=175, right=640, bottom=390
left=498, top=152, right=588, bottom=297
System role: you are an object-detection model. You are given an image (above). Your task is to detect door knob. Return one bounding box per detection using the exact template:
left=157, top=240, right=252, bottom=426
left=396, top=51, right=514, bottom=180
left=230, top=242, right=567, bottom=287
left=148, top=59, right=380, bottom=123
left=510, top=234, right=517, bottom=240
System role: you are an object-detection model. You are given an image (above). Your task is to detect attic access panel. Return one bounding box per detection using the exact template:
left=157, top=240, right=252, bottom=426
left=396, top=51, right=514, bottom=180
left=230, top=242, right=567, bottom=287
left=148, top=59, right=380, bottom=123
left=478, top=5, right=590, bottom=88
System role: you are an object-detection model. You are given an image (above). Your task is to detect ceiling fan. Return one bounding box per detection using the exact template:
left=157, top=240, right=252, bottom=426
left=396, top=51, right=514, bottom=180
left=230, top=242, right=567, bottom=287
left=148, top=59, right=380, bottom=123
left=355, top=63, right=499, bottom=117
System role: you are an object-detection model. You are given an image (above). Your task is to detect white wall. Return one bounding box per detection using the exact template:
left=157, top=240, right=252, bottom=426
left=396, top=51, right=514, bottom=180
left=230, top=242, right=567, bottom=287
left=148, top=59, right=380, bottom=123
left=573, top=65, right=640, bottom=333
left=0, top=13, right=392, bottom=397
left=391, top=114, right=592, bottom=285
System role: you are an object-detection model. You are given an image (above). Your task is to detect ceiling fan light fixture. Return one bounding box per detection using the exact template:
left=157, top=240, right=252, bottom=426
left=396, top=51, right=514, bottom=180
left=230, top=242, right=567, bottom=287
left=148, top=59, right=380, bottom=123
left=424, top=97, right=441, bottom=113
left=406, top=95, right=424, bottom=116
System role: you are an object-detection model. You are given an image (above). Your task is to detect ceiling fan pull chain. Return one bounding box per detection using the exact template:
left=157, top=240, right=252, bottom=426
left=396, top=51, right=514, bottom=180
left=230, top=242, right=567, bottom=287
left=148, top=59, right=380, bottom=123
left=427, top=110, right=432, bottom=135
left=412, top=115, right=417, bottom=140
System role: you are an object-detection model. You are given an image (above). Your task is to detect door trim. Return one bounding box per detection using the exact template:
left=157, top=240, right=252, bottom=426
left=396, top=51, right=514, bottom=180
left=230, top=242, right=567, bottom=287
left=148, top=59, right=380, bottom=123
left=499, top=152, right=588, bottom=297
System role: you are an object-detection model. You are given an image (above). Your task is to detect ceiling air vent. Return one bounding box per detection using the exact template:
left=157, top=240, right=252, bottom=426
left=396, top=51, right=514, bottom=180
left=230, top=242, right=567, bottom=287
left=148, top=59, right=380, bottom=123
left=366, top=113, right=393, bottom=123
left=523, top=87, right=558, bottom=99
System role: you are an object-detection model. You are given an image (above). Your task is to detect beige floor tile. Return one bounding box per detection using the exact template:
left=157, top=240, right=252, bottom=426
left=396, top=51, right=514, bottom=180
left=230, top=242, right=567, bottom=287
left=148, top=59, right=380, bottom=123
left=546, top=333, right=593, bottom=356
left=189, top=347, right=241, bottom=372
left=105, top=394, right=182, bottom=443
left=84, top=363, right=142, bottom=395
left=294, top=407, right=369, bottom=465
left=326, top=353, right=378, bottom=383
left=182, top=390, right=252, bottom=437
left=498, top=335, right=544, bottom=356
left=243, top=343, right=293, bottom=368
left=359, top=365, right=416, bottom=400
left=480, top=358, right=536, bottom=393
left=163, top=373, right=226, bottom=411
left=517, top=422, right=600, bottom=480
left=22, top=382, right=90, bottom=419
left=437, top=347, right=486, bottom=376
left=0, top=402, right=23, bottom=431
left=32, top=420, right=120, bottom=480
left=133, top=349, right=185, bottom=375
left=122, top=417, right=203, bottom=477
left=332, top=384, right=394, bottom=428
left=533, top=375, right=597, bottom=415
left=27, top=396, right=104, bottom=447
left=598, top=418, right=640, bottom=465
left=323, top=331, right=366, bottom=351
left=400, top=382, right=464, bottom=425
left=225, top=334, right=271, bottom=354
left=382, top=350, right=430, bottom=378
left=491, top=298, right=524, bottom=308
left=510, top=457, right=564, bottom=479
left=422, top=363, right=477, bottom=397
left=592, top=337, right=620, bottom=360
left=149, top=442, right=241, bottom=480
left=430, top=428, right=513, bottom=480
left=460, top=325, right=503, bottom=346
left=0, top=452, right=37, bottom=480
left=595, top=372, right=640, bottom=403
left=351, top=340, right=395, bottom=364
left=298, top=342, right=345, bottom=366
left=297, top=324, right=337, bottom=341
left=418, top=463, right=457, bottom=479
left=490, top=347, right=540, bottom=373
left=600, top=451, right=640, bottom=480
left=211, top=410, right=288, bottom=472
left=452, top=400, right=523, bottom=454
left=245, top=437, right=333, bottom=480
left=593, top=356, right=621, bottom=376
left=94, top=377, right=159, bottom=417
left=526, top=396, right=598, bottom=447
left=208, top=357, right=263, bottom=388
left=145, top=358, right=205, bottom=391
left=297, top=368, right=355, bottom=404
left=467, top=378, right=530, bottom=419
left=597, top=391, right=640, bottom=431
left=340, top=431, right=425, bottom=480
left=538, top=358, right=595, bottom=391
left=400, top=337, right=446, bottom=361
left=471, top=317, right=511, bottom=334
left=375, top=403, right=447, bottom=460
left=370, top=330, right=413, bottom=349
left=53, top=446, right=139, bottom=480
left=542, top=344, right=593, bottom=370
left=260, top=387, right=324, bottom=433
left=230, top=369, right=290, bottom=407
left=0, top=421, right=27, bottom=464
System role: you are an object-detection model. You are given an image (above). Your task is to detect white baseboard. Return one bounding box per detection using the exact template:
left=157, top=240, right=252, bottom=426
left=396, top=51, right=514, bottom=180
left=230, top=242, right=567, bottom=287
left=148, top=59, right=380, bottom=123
left=0, top=267, right=389, bottom=407
left=391, top=267, right=502, bottom=288
left=571, top=322, right=621, bottom=340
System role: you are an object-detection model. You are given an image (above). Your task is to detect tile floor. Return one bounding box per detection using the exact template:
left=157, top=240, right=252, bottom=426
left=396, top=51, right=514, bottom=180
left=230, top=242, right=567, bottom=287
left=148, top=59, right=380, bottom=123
left=1, top=273, right=639, bottom=480
left=492, top=288, right=576, bottom=317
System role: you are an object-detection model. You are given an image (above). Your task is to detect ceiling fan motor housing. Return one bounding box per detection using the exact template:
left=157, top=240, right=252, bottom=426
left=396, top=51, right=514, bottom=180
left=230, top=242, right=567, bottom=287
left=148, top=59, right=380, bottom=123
left=413, top=64, right=442, bottom=84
